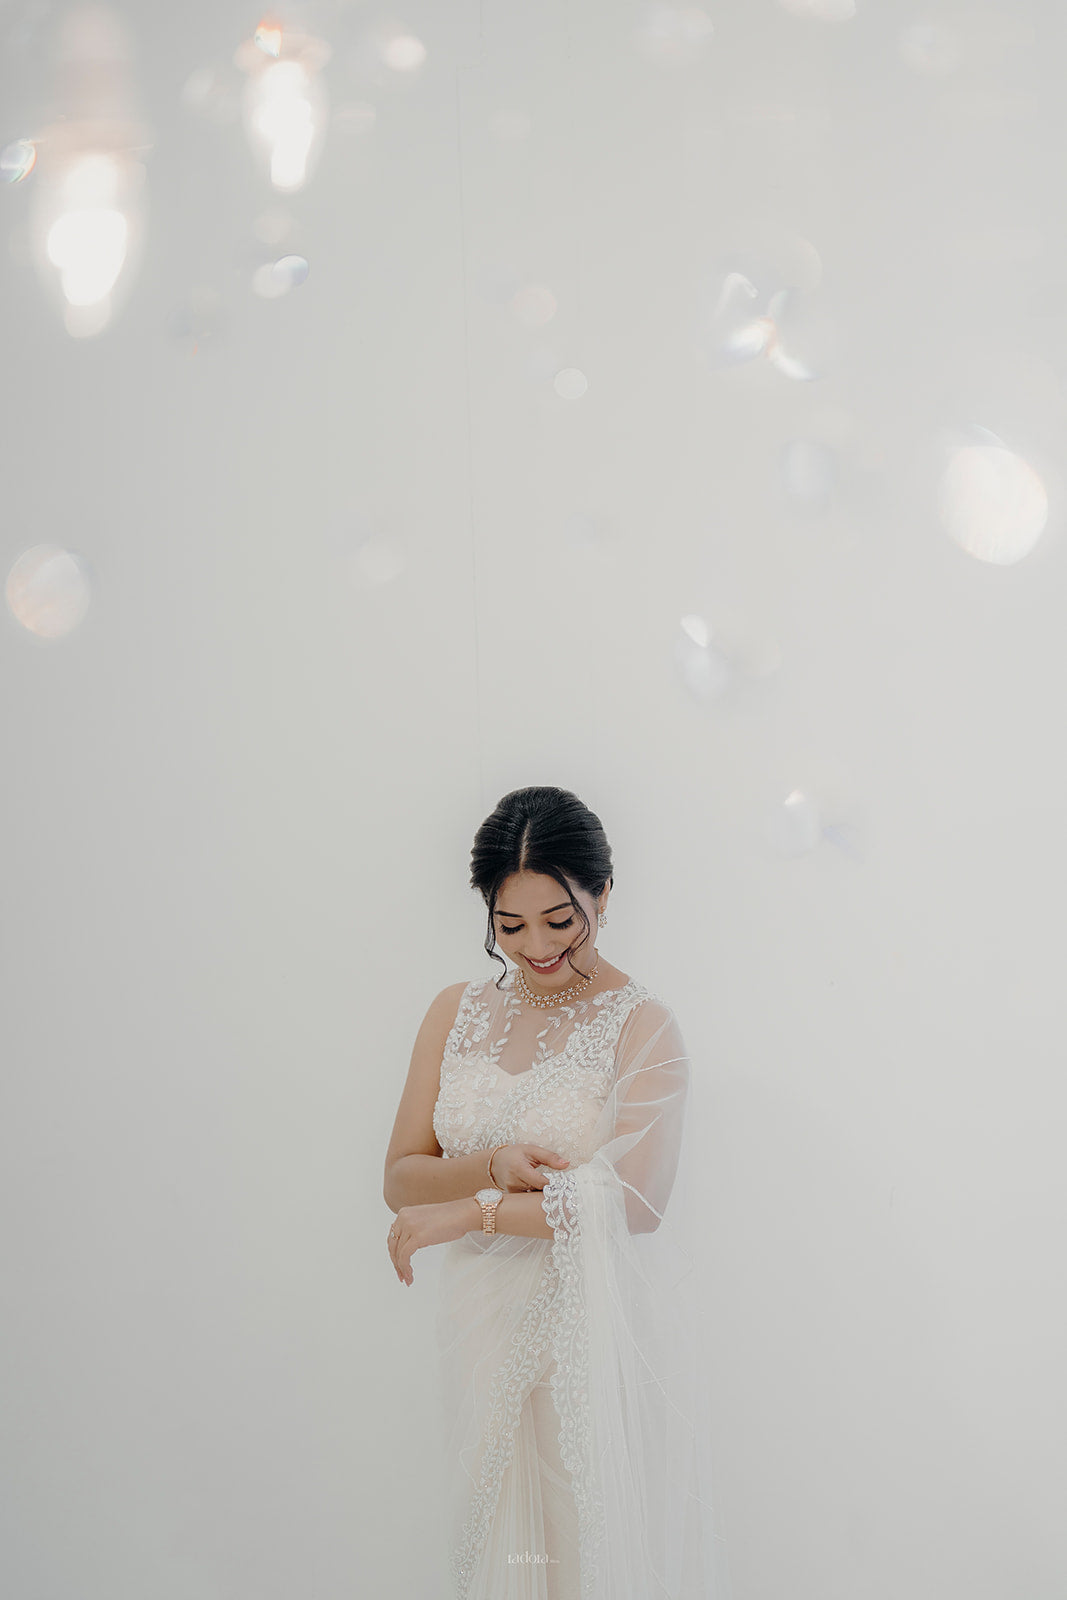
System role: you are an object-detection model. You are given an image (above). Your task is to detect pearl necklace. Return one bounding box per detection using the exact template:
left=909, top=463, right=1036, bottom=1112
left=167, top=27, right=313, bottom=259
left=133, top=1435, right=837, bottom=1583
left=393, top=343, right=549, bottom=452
left=514, top=955, right=600, bottom=1009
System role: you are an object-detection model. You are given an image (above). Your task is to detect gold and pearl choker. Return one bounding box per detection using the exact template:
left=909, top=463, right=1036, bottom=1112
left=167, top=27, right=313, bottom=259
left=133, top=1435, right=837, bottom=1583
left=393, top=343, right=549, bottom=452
left=514, top=956, right=600, bottom=1009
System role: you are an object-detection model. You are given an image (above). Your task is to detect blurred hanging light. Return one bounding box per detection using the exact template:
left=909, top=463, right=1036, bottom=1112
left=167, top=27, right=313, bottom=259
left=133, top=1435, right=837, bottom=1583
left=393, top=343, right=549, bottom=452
left=235, top=17, right=331, bottom=193
left=27, top=5, right=152, bottom=337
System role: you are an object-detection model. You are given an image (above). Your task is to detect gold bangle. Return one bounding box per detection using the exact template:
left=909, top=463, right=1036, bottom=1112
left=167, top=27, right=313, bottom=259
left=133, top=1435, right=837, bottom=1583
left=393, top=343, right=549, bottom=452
left=487, top=1142, right=507, bottom=1187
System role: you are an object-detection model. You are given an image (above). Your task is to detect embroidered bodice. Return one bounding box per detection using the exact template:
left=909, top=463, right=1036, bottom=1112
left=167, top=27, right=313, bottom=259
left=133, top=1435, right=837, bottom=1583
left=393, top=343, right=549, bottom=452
left=432, top=968, right=659, bottom=1168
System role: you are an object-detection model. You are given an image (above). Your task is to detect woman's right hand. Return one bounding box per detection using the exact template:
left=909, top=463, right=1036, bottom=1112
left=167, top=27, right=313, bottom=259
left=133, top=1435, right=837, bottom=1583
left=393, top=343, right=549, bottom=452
left=490, top=1144, right=570, bottom=1193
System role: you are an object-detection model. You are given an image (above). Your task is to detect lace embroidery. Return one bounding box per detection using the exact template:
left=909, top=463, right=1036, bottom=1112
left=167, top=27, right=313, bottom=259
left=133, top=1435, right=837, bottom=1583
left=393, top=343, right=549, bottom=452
left=434, top=976, right=666, bottom=1596
left=447, top=1245, right=561, bottom=1598
left=433, top=976, right=656, bottom=1163
left=541, top=1166, right=607, bottom=1592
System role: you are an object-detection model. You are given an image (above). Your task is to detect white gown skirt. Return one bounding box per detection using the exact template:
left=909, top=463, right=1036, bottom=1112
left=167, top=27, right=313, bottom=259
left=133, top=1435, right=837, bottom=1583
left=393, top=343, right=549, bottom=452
left=434, top=1158, right=733, bottom=1600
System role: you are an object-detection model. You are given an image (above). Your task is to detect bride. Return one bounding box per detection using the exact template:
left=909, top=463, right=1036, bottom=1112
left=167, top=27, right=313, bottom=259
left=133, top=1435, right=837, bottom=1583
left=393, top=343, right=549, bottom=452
left=383, top=785, right=733, bottom=1599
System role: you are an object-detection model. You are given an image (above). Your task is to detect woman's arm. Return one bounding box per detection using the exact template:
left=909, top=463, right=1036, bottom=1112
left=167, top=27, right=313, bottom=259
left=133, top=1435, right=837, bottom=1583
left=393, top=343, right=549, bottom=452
left=385, top=1148, right=503, bottom=1211
left=389, top=1188, right=557, bottom=1284
left=456, top=1191, right=555, bottom=1240
left=383, top=981, right=477, bottom=1211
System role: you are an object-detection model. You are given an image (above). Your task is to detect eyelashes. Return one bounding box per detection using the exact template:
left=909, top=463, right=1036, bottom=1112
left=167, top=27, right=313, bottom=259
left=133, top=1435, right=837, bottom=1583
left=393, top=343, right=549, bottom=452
left=500, top=916, right=575, bottom=937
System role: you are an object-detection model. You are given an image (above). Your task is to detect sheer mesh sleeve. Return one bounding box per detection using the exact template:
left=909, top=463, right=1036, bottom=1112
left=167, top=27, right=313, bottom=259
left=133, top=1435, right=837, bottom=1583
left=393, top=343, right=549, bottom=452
left=541, top=1000, right=690, bottom=1237
left=535, top=998, right=734, bottom=1597
left=602, top=1002, right=689, bottom=1233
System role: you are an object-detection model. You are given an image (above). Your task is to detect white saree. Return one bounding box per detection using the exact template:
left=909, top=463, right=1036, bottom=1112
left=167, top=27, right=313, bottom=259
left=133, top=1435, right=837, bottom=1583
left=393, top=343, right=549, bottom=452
left=432, top=969, right=734, bottom=1600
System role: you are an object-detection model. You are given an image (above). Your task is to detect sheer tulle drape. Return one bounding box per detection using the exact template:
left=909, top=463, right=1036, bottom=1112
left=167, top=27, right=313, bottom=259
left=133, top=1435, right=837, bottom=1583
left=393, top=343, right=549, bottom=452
left=434, top=988, right=733, bottom=1600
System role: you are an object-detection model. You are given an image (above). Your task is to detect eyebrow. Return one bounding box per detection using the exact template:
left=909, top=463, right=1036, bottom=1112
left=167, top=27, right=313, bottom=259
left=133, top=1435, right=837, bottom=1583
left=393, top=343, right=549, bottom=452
left=494, top=902, right=573, bottom=919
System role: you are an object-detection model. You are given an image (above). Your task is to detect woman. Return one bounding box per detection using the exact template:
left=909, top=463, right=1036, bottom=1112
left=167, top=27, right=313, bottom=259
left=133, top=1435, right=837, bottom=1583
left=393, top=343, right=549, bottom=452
left=383, top=786, right=733, bottom=1599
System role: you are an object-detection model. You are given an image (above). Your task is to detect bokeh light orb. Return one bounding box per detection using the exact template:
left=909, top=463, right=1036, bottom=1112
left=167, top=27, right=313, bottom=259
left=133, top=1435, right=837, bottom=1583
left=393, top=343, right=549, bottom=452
left=696, top=225, right=824, bottom=374
left=254, top=20, right=283, bottom=57
left=938, top=440, right=1048, bottom=565
left=0, top=139, right=37, bottom=183
left=375, top=29, right=427, bottom=72
left=766, top=789, right=822, bottom=858
left=674, top=614, right=733, bottom=700
left=6, top=546, right=92, bottom=639
left=252, top=254, right=309, bottom=297
left=553, top=367, right=588, bottom=399
left=348, top=537, right=406, bottom=587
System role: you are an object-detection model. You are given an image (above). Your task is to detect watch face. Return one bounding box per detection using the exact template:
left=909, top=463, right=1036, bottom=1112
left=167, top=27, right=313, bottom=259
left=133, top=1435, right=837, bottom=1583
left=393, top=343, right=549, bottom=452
left=475, top=1188, right=504, bottom=1205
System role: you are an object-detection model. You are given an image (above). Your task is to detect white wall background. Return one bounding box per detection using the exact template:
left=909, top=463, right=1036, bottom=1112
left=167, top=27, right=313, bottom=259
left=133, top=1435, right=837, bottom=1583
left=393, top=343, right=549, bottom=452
left=3, top=1, right=1066, bottom=1596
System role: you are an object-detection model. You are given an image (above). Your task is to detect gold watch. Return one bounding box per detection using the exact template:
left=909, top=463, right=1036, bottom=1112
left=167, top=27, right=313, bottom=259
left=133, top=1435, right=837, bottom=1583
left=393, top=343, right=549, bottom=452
left=474, top=1187, right=504, bottom=1234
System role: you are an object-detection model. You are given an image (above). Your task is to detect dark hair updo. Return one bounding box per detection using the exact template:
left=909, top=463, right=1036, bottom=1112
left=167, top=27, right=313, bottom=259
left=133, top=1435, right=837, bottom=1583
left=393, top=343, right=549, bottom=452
left=470, top=786, right=615, bottom=989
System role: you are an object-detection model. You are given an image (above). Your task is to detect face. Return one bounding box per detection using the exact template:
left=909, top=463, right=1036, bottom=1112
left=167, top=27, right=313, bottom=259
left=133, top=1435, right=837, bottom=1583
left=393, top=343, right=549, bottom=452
left=491, top=870, right=608, bottom=992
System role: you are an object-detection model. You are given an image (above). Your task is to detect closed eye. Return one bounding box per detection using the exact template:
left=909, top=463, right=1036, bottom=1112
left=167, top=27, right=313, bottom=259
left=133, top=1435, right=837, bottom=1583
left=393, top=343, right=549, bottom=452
left=500, top=916, right=575, bottom=937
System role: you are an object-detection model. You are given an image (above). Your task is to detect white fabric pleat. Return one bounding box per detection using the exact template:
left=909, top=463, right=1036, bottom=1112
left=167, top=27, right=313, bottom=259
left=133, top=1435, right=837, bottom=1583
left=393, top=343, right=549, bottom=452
left=433, top=975, right=734, bottom=1600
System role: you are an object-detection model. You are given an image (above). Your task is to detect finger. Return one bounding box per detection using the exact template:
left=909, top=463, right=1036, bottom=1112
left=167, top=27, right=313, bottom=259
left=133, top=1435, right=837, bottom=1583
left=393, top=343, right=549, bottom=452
left=522, top=1159, right=567, bottom=1187
left=526, top=1146, right=568, bottom=1165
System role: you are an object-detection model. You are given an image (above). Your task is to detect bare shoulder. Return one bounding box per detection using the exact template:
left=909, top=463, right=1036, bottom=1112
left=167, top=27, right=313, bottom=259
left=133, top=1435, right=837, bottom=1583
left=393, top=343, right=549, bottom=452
left=384, top=981, right=472, bottom=1177
left=423, top=979, right=470, bottom=1032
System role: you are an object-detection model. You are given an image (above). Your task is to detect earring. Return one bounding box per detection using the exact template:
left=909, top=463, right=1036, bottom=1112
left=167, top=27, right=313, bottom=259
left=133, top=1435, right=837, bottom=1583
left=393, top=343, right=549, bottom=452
left=598, top=911, right=607, bottom=928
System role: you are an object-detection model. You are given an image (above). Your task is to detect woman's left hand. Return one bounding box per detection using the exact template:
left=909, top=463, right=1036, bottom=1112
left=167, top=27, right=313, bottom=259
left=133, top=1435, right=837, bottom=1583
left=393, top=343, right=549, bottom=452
left=387, top=1198, right=478, bottom=1286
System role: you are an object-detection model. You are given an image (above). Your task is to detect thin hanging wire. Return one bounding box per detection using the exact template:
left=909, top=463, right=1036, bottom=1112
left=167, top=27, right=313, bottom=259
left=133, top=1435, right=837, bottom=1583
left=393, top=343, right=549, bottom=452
left=455, top=9, right=487, bottom=811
